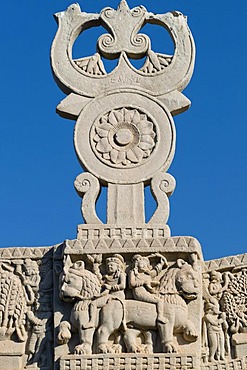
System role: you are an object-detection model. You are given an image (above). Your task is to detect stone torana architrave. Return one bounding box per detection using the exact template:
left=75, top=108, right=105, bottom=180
left=0, top=1, right=246, bottom=370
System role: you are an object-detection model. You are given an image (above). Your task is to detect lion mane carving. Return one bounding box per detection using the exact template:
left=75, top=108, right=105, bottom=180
left=59, top=258, right=199, bottom=354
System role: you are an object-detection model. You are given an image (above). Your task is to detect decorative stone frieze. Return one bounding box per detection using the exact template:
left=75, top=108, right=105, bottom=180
left=0, top=248, right=53, bottom=370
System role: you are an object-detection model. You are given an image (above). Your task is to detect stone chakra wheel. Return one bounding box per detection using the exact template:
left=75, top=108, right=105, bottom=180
left=91, top=107, right=156, bottom=169
left=74, top=90, right=175, bottom=184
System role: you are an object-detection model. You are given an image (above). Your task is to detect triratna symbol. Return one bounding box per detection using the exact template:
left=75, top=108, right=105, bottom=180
left=51, top=0, right=195, bottom=228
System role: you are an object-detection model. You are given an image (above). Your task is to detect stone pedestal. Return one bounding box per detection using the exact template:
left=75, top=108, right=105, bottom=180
left=0, top=341, right=25, bottom=370
left=232, top=333, right=247, bottom=359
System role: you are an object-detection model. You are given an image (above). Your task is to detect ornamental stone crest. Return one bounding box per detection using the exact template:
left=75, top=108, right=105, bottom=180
left=51, top=0, right=195, bottom=229
left=0, top=2, right=246, bottom=370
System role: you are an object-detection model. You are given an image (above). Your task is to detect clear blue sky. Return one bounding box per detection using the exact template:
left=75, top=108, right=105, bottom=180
left=0, top=0, right=246, bottom=261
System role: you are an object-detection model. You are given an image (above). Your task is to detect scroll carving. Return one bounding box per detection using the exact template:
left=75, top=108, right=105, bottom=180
left=149, top=172, right=176, bottom=225
left=74, top=172, right=102, bottom=225
left=98, top=2, right=150, bottom=59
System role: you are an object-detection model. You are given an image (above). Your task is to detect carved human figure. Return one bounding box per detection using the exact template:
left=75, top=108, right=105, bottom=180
left=26, top=309, right=53, bottom=367
left=129, top=254, right=168, bottom=324
left=84, top=254, right=126, bottom=329
left=203, top=301, right=228, bottom=362
left=25, top=258, right=53, bottom=368
left=208, top=271, right=229, bottom=303
left=23, top=259, right=40, bottom=293
left=13, top=261, right=38, bottom=306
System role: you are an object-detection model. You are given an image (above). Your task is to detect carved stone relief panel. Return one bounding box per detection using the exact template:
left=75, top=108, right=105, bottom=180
left=54, top=240, right=202, bottom=369
left=0, top=0, right=245, bottom=369
left=0, top=245, right=247, bottom=369
left=202, top=256, right=247, bottom=369
left=0, top=248, right=53, bottom=370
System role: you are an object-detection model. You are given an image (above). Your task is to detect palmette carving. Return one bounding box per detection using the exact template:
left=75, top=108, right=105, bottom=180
left=0, top=260, right=43, bottom=344
left=74, top=53, right=106, bottom=76
left=58, top=253, right=200, bottom=356
left=140, top=51, right=173, bottom=74
left=98, top=1, right=149, bottom=59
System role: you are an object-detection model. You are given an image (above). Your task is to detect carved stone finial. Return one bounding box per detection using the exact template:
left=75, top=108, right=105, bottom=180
left=118, top=0, right=130, bottom=11
left=99, top=2, right=149, bottom=59
left=51, top=2, right=195, bottom=230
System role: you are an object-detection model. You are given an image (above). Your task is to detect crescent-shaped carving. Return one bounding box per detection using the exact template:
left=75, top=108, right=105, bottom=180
left=51, top=4, right=195, bottom=98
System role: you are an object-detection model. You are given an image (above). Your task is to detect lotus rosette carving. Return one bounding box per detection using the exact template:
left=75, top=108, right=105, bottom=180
left=91, top=107, right=156, bottom=167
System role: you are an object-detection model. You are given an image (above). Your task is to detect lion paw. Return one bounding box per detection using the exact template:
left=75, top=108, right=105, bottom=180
left=57, top=322, right=71, bottom=345
left=112, top=344, right=122, bottom=353
left=74, top=343, right=91, bottom=355
left=183, top=328, right=198, bottom=342
left=130, top=344, right=152, bottom=354
left=144, top=344, right=153, bottom=354
left=163, top=342, right=177, bottom=353
left=98, top=343, right=122, bottom=354
left=132, top=345, right=144, bottom=354
left=98, top=344, right=110, bottom=354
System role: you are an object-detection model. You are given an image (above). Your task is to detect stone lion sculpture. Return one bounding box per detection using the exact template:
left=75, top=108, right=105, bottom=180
left=58, top=258, right=199, bottom=354
left=58, top=260, right=101, bottom=355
